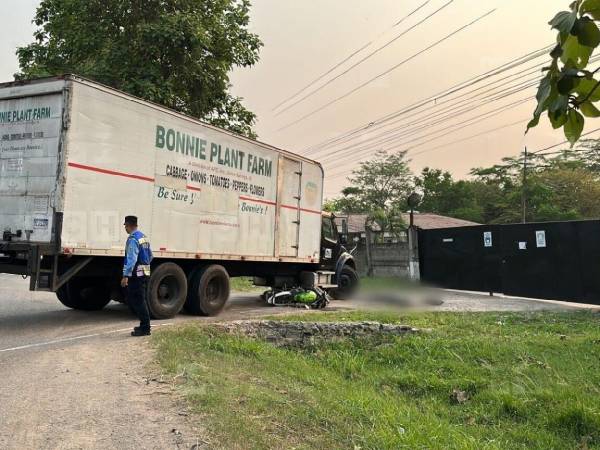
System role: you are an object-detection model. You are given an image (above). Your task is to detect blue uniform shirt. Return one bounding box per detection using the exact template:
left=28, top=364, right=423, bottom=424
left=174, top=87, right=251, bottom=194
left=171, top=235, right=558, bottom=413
left=123, top=230, right=153, bottom=277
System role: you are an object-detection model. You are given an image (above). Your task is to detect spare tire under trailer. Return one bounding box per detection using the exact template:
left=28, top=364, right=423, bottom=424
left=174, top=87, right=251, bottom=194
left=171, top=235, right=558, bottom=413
left=56, top=276, right=112, bottom=311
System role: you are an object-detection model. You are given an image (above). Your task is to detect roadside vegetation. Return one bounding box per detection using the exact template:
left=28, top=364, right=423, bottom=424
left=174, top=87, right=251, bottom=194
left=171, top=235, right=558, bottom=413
left=326, top=143, right=600, bottom=227
left=229, top=277, right=263, bottom=293
left=154, top=310, right=600, bottom=449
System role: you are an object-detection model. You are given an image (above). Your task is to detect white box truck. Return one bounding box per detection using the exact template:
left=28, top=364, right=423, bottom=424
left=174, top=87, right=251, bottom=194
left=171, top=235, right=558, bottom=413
left=0, top=75, right=358, bottom=317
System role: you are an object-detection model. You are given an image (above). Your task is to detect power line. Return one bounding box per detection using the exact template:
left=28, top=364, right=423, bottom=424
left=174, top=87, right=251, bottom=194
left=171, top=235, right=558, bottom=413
left=324, top=127, right=600, bottom=193
left=462, top=129, right=600, bottom=172
left=324, top=107, right=530, bottom=181
left=274, top=0, right=453, bottom=116
left=271, top=0, right=434, bottom=112
left=533, top=126, right=600, bottom=155
left=324, top=96, right=532, bottom=179
left=398, top=95, right=533, bottom=151
left=315, top=75, right=541, bottom=163
left=309, top=63, right=544, bottom=158
left=315, top=55, right=570, bottom=174
left=310, top=47, right=548, bottom=154
left=303, top=44, right=552, bottom=153
left=278, top=8, right=497, bottom=132
left=410, top=118, right=528, bottom=157
left=323, top=94, right=533, bottom=176
left=271, top=42, right=373, bottom=112
left=393, top=0, right=433, bottom=27
left=326, top=124, right=600, bottom=186
left=324, top=117, right=531, bottom=185
left=317, top=82, right=537, bottom=168
left=311, top=52, right=600, bottom=163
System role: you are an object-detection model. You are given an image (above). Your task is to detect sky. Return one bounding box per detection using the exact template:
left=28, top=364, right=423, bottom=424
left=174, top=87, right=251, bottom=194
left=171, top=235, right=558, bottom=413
left=0, top=0, right=579, bottom=197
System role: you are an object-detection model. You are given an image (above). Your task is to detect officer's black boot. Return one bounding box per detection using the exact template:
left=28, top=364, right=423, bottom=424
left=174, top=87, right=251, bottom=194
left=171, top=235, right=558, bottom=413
left=131, top=327, right=151, bottom=336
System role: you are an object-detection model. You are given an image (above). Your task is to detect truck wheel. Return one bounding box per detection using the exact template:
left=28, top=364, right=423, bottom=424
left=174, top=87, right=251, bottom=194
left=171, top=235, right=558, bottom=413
left=146, top=263, right=187, bottom=319
left=56, top=277, right=111, bottom=311
left=186, top=265, right=230, bottom=316
left=331, top=265, right=359, bottom=300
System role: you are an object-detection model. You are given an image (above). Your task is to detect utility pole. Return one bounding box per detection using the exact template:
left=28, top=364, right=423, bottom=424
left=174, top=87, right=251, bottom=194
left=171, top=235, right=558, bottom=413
left=521, top=146, right=528, bottom=224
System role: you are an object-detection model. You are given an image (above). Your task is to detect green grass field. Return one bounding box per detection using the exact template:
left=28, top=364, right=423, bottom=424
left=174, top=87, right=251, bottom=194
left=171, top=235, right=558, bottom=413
left=153, top=311, right=600, bottom=449
left=229, top=277, right=263, bottom=293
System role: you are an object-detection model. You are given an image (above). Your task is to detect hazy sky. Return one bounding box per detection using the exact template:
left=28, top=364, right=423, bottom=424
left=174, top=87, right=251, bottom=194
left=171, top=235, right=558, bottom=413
left=1, top=0, right=577, bottom=197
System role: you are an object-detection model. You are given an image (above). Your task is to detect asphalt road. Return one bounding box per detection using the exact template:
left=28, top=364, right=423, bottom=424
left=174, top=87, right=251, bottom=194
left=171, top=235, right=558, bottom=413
left=0, top=274, right=592, bottom=353
left=0, top=274, right=595, bottom=449
left=0, top=273, right=275, bottom=353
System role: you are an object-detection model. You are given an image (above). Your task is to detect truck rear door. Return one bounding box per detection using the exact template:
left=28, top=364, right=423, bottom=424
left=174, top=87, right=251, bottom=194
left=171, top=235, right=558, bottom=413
left=276, top=157, right=301, bottom=257
left=0, top=84, right=64, bottom=243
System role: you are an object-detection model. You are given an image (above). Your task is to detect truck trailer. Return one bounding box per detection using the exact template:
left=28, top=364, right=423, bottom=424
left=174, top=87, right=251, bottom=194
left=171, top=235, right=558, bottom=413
left=0, top=75, right=357, bottom=318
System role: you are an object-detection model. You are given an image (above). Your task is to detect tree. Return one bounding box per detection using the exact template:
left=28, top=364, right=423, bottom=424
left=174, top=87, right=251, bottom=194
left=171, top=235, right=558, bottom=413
left=16, top=0, right=262, bottom=138
left=416, top=168, right=500, bottom=223
left=328, top=142, right=600, bottom=226
left=529, top=0, right=600, bottom=145
left=468, top=146, right=600, bottom=223
left=332, top=150, right=413, bottom=213
left=552, top=138, right=600, bottom=171
left=415, top=168, right=455, bottom=213
left=326, top=150, right=413, bottom=234
left=416, top=148, right=600, bottom=224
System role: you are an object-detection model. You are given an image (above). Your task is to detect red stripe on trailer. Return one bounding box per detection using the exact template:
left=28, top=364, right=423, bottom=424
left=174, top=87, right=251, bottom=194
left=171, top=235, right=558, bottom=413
left=239, top=196, right=277, bottom=206
left=68, top=162, right=155, bottom=183
left=280, top=204, right=322, bottom=215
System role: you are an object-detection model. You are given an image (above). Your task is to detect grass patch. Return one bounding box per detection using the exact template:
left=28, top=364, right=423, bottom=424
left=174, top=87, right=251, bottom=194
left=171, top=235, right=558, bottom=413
left=153, top=311, right=600, bottom=449
left=230, top=277, right=263, bottom=293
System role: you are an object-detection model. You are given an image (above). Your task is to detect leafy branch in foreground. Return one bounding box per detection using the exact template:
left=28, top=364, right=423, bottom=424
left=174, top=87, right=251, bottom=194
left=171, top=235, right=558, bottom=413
left=529, top=0, right=600, bottom=145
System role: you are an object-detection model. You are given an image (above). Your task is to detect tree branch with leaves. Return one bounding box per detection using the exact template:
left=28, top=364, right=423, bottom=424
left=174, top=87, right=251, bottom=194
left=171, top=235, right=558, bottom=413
left=16, top=0, right=263, bottom=139
left=529, top=0, right=600, bottom=145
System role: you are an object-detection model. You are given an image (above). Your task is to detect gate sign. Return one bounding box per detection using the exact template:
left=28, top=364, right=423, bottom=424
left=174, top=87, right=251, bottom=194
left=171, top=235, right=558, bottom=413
left=483, top=231, right=493, bottom=247
left=536, top=230, right=547, bottom=248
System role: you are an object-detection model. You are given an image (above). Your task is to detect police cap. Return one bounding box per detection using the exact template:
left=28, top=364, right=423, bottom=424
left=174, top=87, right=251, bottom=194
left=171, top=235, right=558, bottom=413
left=124, top=215, right=138, bottom=226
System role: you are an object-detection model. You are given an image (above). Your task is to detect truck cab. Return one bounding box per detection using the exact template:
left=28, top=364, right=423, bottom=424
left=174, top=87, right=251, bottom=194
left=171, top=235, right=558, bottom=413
left=319, top=213, right=358, bottom=299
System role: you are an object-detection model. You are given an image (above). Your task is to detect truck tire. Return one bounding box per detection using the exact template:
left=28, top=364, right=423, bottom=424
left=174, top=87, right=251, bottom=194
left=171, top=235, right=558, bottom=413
left=146, top=263, right=187, bottom=319
left=330, top=265, right=359, bottom=300
left=56, top=277, right=112, bottom=311
left=186, top=264, right=230, bottom=316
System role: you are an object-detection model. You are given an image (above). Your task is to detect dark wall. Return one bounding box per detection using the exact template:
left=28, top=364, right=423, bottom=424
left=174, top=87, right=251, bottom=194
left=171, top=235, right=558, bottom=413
left=419, top=220, right=600, bottom=304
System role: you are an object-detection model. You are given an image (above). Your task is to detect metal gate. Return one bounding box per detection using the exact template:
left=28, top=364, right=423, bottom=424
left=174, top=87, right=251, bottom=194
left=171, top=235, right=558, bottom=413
left=418, top=220, right=600, bottom=304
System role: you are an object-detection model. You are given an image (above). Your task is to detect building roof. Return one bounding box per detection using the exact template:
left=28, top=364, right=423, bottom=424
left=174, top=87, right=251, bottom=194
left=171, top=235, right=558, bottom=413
left=335, top=213, right=479, bottom=232
left=338, top=214, right=371, bottom=233
left=401, top=213, right=479, bottom=229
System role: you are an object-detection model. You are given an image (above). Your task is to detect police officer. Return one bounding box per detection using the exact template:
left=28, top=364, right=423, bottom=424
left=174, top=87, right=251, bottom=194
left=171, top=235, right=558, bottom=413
left=121, top=215, right=153, bottom=336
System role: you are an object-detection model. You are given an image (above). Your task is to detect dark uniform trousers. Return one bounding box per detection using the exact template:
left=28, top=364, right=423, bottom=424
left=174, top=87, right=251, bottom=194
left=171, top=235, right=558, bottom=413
left=128, top=275, right=151, bottom=331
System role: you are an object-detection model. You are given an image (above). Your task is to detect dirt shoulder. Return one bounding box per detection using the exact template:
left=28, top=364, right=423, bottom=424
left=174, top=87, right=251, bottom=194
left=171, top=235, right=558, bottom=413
left=0, top=333, right=204, bottom=450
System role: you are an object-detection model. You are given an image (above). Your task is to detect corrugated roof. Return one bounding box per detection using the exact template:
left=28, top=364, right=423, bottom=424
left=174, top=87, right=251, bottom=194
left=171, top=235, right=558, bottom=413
left=335, top=213, right=479, bottom=232
left=401, top=213, right=479, bottom=229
